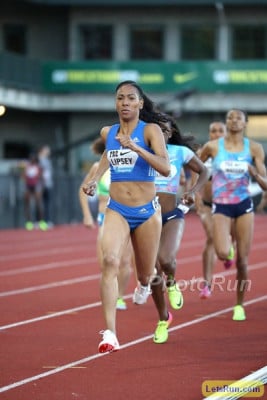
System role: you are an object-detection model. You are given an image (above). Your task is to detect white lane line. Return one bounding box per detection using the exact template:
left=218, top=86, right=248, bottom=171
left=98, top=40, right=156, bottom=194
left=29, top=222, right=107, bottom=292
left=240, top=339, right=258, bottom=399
left=0, top=275, right=101, bottom=298
left=0, top=301, right=102, bottom=331
left=0, top=261, right=266, bottom=330
left=0, top=259, right=266, bottom=300
left=0, top=295, right=266, bottom=394
left=1, top=241, right=266, bottom=277
left=0, top=258, right=96, bottom=276
left=0, top=243, right=93, bottom=262
left=0, top=254, right=200, bottom=277
left=0, top=238, right=208, bottom=264
left=0, top=292, right=132, bottom=331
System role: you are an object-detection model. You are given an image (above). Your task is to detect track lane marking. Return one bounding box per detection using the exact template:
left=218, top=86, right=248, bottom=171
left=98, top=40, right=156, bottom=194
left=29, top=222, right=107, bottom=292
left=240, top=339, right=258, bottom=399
left=0, top=240, right=266, bottom=276
left=0, top=258, right=96, bottom=276
left=0, top=274, right=101, bottom=298
left=0, top=295, right=266, bottom=394
left=0, top=259, right=266, bottom=300
left=0, top=243, right=93, bottom=262
left=0, top=261, right=266, bottom=331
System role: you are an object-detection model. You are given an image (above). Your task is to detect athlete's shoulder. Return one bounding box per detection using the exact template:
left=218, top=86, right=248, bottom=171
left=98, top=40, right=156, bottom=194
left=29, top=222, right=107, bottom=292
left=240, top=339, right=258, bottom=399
left=101, top=124, right=119, bottom=140
left=249, top=138, right=265, bottom=156
left=100, top=126, right=110, bottom=139
left=204, top=138, right=220, bottom=148
left=143, top=122, right=164, bottom=144
left=143, top=121, right=161, bottom=134
left=248, top=138, right=262, bottom=148
left=200, top=139, right=218, bottom=159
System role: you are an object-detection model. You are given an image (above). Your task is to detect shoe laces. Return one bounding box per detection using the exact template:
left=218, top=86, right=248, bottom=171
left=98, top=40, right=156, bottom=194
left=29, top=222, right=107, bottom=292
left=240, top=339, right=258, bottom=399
left=99, top=329, right=113, bottom=339
left=156, top=320, right=168, bottom=333
left=168, top=283, right=178, bottom=292
left=137, top=284, right=151, bottom=295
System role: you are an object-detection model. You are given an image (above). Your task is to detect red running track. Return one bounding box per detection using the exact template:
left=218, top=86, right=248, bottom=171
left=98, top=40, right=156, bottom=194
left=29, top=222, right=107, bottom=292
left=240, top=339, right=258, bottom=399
left=0, top=213, right=266, bottom=400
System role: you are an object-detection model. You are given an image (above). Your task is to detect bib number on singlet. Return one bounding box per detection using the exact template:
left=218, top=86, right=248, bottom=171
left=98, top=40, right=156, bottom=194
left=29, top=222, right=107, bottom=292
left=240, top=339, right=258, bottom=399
left=108, top=149, right=138, bottom=173
left=220, top=160, right=248, bottom=177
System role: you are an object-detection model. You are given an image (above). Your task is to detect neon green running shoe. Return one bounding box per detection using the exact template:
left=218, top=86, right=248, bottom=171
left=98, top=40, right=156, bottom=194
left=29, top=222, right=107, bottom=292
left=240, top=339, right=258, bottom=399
left=153, top=312, right=173, bottom=344
left=224, top=244, right=235, bottom=269
left=167, top=282, right=184, bottom=310
left=233, top=305, right=246, bottom=321
left=39, top=220, right=48, bottom=231
left=25, top=221, right=34, bottom=231
left=116, top=297, right=127, bottom=310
